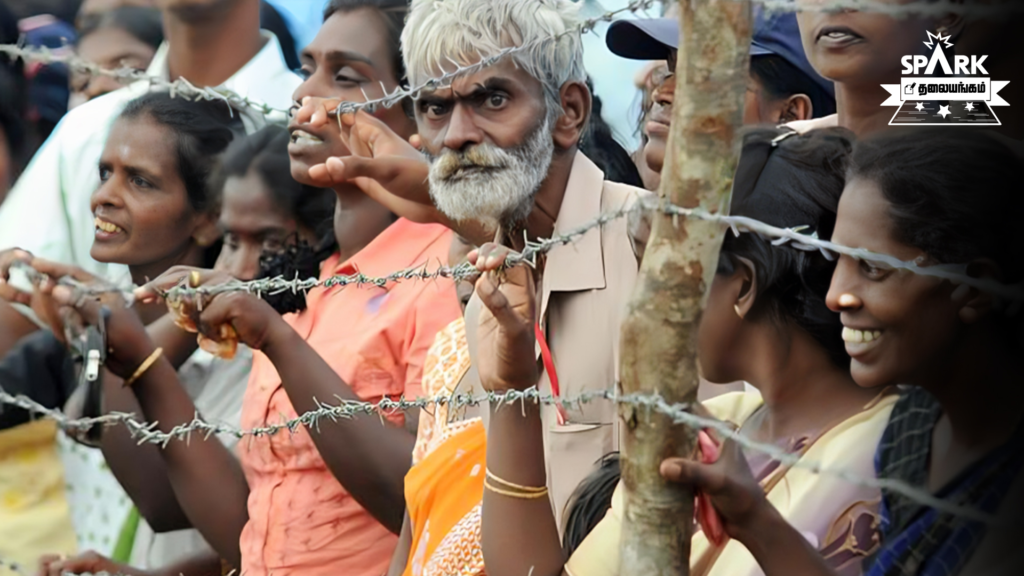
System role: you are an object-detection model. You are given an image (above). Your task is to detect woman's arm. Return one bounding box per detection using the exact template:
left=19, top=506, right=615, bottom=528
left=483, top=401, right=566, bottom=576
left=97, top=313, right=211, bottom=531
left=260, top=323, right=414, bottom=533
left=470, top=245, right=566, bottom=576
left=53, top=286, right=250, bottom=567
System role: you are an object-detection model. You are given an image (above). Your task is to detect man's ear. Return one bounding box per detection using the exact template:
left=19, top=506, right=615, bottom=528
left=778, top=94, right=813, bottom=123
left=553, top=80, right=591, bottom=150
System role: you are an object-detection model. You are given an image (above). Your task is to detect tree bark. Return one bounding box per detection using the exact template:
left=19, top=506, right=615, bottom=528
left=617, top=0, right=752, bottom=574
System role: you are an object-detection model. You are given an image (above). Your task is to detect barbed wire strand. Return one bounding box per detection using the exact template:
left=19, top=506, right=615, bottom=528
left=18, top=198, right=1017, bottom=304
left=0, top=385, right=1004, bottom=525
left=0, top=45, right=288, bottom=118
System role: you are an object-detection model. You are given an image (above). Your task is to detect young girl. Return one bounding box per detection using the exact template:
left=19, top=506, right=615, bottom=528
left=665, top=128, right=1024, bottom=576
left=468, top=127, right=897, bottom=576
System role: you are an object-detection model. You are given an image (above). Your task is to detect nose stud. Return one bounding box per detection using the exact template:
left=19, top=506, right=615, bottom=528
left=837, top=293, right=860, bottom=308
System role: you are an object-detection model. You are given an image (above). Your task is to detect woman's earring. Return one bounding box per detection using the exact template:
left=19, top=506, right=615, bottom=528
left=734, top=304, right=745, bottom=319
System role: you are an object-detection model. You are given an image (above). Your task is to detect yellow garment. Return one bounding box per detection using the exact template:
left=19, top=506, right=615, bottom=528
left=0, top=420, right=76, bottom=576
left=565, top=390, right=897, bottom=576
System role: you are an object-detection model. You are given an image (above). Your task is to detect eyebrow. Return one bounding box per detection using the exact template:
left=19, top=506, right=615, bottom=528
left=421, top=77, right=518, bottom=105
left=454, top=77, right=517, bottom=100
left=124, top=165, right=163, bottom=186
left=301, top=48, right=375, bottom=67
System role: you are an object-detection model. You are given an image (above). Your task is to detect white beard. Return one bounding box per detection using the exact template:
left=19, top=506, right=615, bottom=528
left=427, top=118, right=554, bottom=229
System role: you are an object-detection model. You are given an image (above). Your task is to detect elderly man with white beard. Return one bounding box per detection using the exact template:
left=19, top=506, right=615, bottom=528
left=295, top=0, right=653, bottom=565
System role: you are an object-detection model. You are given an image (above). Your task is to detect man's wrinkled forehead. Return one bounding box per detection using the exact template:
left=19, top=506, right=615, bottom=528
left=417, top=58, right=542, bottom=100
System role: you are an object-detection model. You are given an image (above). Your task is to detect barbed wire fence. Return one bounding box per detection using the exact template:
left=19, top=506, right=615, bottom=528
left=2, top=0, right=1023, bottom=573
left=10, top=197, right=1024, bottom=304
left=0, top=385, right=1003, bottom=526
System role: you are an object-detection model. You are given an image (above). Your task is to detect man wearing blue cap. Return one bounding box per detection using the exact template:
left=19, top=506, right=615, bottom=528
left=607, top=9, right=835, bottom=181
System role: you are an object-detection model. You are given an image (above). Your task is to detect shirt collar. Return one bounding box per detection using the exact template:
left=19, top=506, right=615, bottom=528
left=543, top=151, right=608, bottom=294
left=141, top=32, right=297, bottom=130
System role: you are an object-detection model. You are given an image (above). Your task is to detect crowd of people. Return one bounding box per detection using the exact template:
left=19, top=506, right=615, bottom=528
left=0, top=0, right=1022, bottom=576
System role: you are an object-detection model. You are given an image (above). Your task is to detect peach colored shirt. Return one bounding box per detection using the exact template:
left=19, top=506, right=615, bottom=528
left=238, top=219, right=460, bottom=576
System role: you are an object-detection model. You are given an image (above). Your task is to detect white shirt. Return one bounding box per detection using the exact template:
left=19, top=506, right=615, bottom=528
left=0, top=32, right=301, bottom=288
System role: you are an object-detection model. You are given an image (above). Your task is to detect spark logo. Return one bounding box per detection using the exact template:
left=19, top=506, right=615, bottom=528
left=882, top=31, right=1009, bottom=126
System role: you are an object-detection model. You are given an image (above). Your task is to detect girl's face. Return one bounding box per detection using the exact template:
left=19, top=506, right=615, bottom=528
left=826, top=177, right=961, bottom=389
left=288, top=8, right=416, bottom=185
left=796, top=3, right=937, bottom=86
left=71, top=27, right=157, bottom=109
left=91, top=115, right=205, bottom=277
left=215, top=170, right=315, bottom=281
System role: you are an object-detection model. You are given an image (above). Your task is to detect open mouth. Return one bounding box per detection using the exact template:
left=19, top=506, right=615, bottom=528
left=94, top=216, right=125, bottom=239
left=842, top=326, right=884, bottom=356
left=817, top=26, right=865, bottom=48
left=289, top=129, right=324, bottom=146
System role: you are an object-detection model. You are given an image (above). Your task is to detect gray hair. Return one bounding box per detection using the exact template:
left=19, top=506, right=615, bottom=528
left=402, top=0, right=587, bottom=122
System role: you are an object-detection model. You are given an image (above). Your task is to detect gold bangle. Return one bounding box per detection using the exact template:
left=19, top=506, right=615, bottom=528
left=123, top=347, right=164, bottom=388
left=484, top=478, right=549, bottom=500
left=486, top=469, right=548, bottom=493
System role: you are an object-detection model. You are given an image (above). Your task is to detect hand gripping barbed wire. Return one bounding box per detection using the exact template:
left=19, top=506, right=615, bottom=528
left=0, top=44, right=288, bottom=118
left=0, top=384, right=1006, bottom=526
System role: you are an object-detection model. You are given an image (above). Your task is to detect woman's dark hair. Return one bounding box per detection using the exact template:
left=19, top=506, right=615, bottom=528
left=119, top=91, right=240, bottom=213
left=260, top=1, right=301, bottom=71
left=719, top=126, right=854, bottom=368
left=562, top=453, right=621, bottom=558
left=847, top=129, right=1024, bottom=286
left=323, top=0, right=409, bottom=86
left=213, top=126, right=337, bottom=314
left=582, top=78, right=644, bottom=188
left=77, top=6, right=164, bottom=51
left=750, top=55, right=836, bottom=119
left=214, top=126, right=335, bottom=235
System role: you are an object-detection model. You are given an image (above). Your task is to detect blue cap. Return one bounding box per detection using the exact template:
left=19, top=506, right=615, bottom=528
left=606, top=11, right=834, bottom=98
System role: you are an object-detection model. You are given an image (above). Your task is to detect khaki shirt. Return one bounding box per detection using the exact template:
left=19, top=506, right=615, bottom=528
left=456, top=151, right=652, bottom=529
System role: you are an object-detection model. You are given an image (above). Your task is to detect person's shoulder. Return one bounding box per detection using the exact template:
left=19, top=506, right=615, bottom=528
left=702, top=390, right=764, bottom=426
left=601, top=181, right=655, bottom=207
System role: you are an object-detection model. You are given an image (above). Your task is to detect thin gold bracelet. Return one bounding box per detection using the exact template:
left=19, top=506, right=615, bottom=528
left=486, top=468, right=548, bottom=493
left=484, top=478, right=550, bottom=500
left=123, top=347, right=164, bottom=388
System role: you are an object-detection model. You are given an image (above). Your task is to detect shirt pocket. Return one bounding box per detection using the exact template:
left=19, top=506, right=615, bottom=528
left=546, top=421, right=617, bottom=524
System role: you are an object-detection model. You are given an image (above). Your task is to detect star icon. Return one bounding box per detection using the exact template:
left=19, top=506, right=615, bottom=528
left=965, top=102, right=976, bottom=112
left=938, top=105, right=951, bottom=118
left=915, top=102, right=925, bottom=111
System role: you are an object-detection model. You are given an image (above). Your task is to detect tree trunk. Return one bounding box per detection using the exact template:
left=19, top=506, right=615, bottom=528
left=617, top=0, right=752, bottom=574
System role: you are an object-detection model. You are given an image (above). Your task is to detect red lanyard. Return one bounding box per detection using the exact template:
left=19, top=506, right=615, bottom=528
left=535, top=322, right=568, bottom=425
